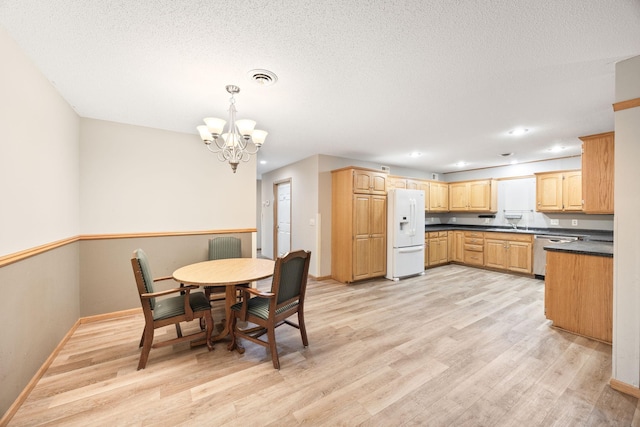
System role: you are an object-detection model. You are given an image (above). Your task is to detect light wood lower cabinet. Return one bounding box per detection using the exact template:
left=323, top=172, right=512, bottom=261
left=352, top=194, right=387, bottom=280
left=483, top=232, right=532, bottom=274
left=545, top=250, right=612, bottom=343
left=426, top=231, right=448, bottom=267
left=449, top=231, right=464, bottom=263
left=463, top=231, right=484, bottom=266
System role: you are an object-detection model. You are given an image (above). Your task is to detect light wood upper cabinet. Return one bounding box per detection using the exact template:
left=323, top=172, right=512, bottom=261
left=580, top=131, right=614, bottom=214
left=417, top=180, right=430, bottom=210
left=448, top=179, right=497, bottom=212
left=429, top=182, right=449, bottom=212
left=563, top=171, right=583, bottom=211
left=353, top=169, right=387, bottom=194
left=535, top=170, right=582, bottom=212
left=449, top=182, right=468, bottom=211
left=386, top=175, right=407, bottom=190
left=405, top=179, right=421, bottom=190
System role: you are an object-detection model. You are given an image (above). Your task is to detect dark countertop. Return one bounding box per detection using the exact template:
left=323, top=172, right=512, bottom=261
left=543, top=240, right=613, bottom=258
left=424, top=224, right=613, bottom=242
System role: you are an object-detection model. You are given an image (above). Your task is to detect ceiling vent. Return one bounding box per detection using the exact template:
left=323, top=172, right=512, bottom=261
left=248, top=69, right=278, bottom=87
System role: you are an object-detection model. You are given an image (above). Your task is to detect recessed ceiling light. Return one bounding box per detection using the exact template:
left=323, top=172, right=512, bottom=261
left=508, top=128, right=529, bottom=136
left=455, top=161, right=467, bottom=167
left=409, top=152, right=422, bottom=158
left=547, top=146, right=566, bottom=153
left=510, top=159, right=519, bottom=165
left=260, top=160, right=267, bottom=164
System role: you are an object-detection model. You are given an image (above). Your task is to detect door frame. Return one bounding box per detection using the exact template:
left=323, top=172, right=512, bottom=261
left=273, top=178, right=292, bottom=258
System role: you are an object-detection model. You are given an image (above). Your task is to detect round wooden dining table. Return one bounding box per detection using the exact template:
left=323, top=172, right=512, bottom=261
left=172, top=257, right=275, bottom=345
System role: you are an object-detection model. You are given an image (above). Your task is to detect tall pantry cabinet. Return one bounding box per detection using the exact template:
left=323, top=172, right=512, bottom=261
left=332, top=167, right=387, bottom=283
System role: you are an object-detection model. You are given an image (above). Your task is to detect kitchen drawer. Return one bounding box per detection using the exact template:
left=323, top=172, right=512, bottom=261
left=464, top=237, right=484, bottom=245
left=464, top=244, right=483, bottom=252
left=428, top=231, right=448, bottom=238
left=488, top=232, right=533, bottom=243
left=464, top=250, right=484, bottom=265
left=464, top=231, right=484, bottom=238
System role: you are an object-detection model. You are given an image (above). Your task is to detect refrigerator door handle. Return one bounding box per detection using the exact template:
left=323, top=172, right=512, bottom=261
left=398, top=245, right=424, bottom=254
left=409, top=198, right=416, bottom=236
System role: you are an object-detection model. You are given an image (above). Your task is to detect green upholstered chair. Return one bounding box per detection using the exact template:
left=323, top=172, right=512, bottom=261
left=229, top=250, right=311, bottom=369
left=131, top=249, right=213, bottom=370
left=204, top=237, right=249, bottom=302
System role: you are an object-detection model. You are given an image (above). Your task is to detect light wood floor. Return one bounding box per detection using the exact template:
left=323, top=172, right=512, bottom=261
left=8, top=265, right=640, bottom=426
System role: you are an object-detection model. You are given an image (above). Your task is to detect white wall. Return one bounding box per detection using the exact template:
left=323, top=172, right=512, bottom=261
left=0, top=26, right=81, bottom=416
left=612, top=55, right=640, bottom=388
left=80, top=118, right=256, bottom=233
left=260, top=155, right=319, bottom=274
left=0, top=27, right=80, bottom=257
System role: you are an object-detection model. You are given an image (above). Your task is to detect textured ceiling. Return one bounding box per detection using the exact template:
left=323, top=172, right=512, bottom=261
left=2, top=0, right=640, bottom=177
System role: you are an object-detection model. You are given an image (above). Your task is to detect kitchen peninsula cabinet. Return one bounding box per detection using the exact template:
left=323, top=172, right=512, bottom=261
left=484, top=232, right=533, bottom=274
left=535, top=170, right=582, bottom=212
left=545, top=249, right=612, bottom=343
left=429, top=182, right=449, bottom=212
left=332, top=167, right=387, bottom=283
left=580, top=131, right=614, bottom=214
left=449, top=179, right=497, bottom=212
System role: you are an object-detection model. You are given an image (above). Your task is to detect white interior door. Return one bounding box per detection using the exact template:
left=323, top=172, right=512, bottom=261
left=275, top=180, right=291, bottom=257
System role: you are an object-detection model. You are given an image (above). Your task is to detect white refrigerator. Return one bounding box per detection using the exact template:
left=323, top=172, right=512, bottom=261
left=386, top=188, right=426, bottom=280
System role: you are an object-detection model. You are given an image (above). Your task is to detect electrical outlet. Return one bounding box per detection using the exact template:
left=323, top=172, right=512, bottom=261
left=452, top=217, right=456, bottom=223
left=550, top=219, right=559, bottom=226
left=484, top=218, right=491, bottom=224
left=572, top=219, right=578, bottom=226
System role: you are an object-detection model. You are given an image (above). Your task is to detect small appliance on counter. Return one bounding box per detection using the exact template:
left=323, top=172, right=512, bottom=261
left=386, top=188, right=426, bottom=280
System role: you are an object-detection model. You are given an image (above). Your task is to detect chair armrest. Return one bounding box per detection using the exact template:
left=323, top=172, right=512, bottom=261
left=140, top=285, right=197, bottom=299
left=241, top=287, right=275, bottom=298
left=237, top=287, right=274, bottom=321
left=153, top=275, right=174, bottom=282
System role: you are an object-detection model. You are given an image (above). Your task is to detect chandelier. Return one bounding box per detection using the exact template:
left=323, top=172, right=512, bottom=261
left=196, top=85, right=268, bottom=173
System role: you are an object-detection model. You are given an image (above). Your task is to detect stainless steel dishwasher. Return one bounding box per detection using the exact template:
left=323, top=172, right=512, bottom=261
left=533, top=234, right=578, bottom=278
